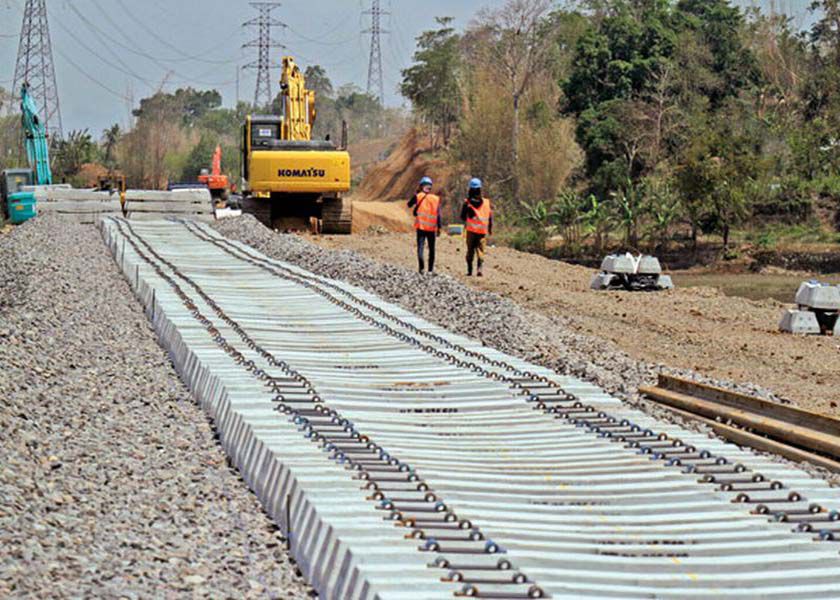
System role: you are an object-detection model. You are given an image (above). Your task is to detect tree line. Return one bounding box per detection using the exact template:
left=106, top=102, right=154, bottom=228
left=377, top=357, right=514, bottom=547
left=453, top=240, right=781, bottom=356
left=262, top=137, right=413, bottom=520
left=400, top=0, right=840, bottom=256
left=0, top=71, right=402, bottom=191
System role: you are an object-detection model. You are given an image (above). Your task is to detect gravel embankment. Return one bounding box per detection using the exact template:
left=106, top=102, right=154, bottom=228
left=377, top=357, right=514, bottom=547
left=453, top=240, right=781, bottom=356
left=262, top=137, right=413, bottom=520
left=214, top=216, right=839, bottom=484
left=0, top=216, right=314, bottom=599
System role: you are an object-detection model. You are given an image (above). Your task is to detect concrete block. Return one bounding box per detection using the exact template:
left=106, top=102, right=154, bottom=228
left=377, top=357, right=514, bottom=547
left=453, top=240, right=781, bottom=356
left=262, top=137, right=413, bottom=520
left=638, top=255, right=663, bottom=275
left=215, top=208, right=242, bottom=219
left=779, top=309, right=821, bottom=335
left=126, top=189, right=211, bottom=204
left=590, top=273, right=617, bottom=290
left=657, top=275, right=675, bottom=290
left=42, top=189, right=113, bottom=203
left=601, top=253, right=638, bottom=274
left=834, top=317, right=840, bottom=337
left=795, top=281, right=840, bottom=310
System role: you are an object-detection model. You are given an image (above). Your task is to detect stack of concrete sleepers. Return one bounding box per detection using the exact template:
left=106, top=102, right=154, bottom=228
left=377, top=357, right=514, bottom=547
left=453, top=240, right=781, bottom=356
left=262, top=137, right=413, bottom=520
left=124, top=189, right=214, bottom=221
left=780, top=281, right=840, bottom=336
left=29, top=186, right=122, bottom=224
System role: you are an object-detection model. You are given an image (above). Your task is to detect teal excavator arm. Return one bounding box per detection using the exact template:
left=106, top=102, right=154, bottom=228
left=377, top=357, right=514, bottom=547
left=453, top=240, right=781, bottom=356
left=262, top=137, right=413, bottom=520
left=20, top=83, right=52, bottom=186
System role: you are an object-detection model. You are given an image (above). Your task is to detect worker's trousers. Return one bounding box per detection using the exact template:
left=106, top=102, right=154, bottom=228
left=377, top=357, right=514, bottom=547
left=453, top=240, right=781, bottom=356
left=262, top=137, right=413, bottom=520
left=416, top=230, right=436, bottom=273
left=466, top=231, right=487, bottom=275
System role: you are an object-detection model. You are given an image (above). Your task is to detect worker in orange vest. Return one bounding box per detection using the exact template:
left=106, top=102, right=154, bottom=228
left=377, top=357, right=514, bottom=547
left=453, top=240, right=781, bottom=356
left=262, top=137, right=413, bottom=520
left=407, top=176, right=442, bottom=273
left=461, top=178, right=493, bottom=277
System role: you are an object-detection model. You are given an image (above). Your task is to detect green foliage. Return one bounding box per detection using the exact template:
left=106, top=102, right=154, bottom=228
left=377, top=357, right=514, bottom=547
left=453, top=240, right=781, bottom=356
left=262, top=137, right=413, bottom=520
left=102, top=124, right=121, bottom=169
left=304, top=65, right=334, bottom=99
left=52, top=129, right=100, bottom=183
left=401, top=17, right=462, bottom=147
left=180, top=134, right=218, bottom=182
left=133, top=88, right=223, bottom=127
left=564, top=0, right=760, bottom=203
left=273, top=70, right=403, bottom=144
left=0, top=115, right=22, bottom=173
left=507, top=227, right=547, bottom=253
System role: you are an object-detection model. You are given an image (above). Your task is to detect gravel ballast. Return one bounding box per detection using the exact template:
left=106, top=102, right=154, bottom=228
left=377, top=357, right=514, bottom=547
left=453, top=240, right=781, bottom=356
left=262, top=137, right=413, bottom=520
left=0, top=216, right=313, bottom=599
left=214, top=216, right=840, bottom=484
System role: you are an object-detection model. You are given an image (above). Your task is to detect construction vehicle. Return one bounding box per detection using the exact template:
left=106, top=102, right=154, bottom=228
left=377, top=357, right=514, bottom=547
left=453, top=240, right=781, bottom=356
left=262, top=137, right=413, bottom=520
left=198, top=145, right=231, bottom=207
left=1, top=84, right=51, bottom=224
left=241, top=56, right=352, bottom=233
left=97, top=172, right=127, bottom=209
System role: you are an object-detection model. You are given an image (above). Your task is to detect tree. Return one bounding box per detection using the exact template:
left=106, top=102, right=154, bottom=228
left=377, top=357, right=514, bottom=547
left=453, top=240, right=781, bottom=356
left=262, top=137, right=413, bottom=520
left=52, top=130, right=99, bottom=183
left=475, top=0, right=558, bottom=200
left=401, top=17, right=462, bottom=148
left=102, top=124, right=122, bottom=170
left=304, top=65, right=334, bottom=99
left=133, top=88, right=222, bottom=127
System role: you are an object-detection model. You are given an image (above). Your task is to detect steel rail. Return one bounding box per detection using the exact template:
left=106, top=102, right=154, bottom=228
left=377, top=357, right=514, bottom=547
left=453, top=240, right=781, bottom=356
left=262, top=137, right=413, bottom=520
left=641, top=375, right=840, bottom=470
left=102, top=218, right=840, bottom=599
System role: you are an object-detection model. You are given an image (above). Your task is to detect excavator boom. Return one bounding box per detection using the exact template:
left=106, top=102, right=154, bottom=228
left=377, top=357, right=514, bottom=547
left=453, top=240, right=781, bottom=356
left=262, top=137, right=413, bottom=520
left=211, top=145, right=222, bottom=177
left=279, top=57, right=317, bottom=142
left=20, top=84, right=52, bottom=186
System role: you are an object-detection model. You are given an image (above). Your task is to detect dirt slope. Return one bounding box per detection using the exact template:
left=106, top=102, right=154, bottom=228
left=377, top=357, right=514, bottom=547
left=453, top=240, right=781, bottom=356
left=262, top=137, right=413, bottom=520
left=314, top=232, right=840, bottom=416
left=353, top=128, right=453, bottom=203
left=352, top=201, right=413, bottom=233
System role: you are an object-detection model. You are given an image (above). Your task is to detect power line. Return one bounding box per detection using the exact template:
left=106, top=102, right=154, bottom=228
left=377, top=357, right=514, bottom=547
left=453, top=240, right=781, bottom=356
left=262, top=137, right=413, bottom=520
left=112, top=0, right=241, bottom=66
left=363, top=0, right=389, bottom=105
left=53, top=45, right=132, bottom=102
left=66, top=3, right=241, bottom=89
left=53, top=10, right=157, bottom=90
left=242, top=2, right=286, bottom=107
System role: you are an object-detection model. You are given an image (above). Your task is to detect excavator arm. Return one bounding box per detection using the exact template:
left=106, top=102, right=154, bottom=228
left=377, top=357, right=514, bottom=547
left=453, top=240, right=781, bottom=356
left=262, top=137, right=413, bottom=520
left=20, top=84, right=52, bottom=186
left=279, top=56, right=317, bottom=142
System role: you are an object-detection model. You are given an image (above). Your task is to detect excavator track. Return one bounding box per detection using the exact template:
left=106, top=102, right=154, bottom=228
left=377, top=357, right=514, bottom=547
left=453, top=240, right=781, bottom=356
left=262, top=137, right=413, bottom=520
left=320, top=196, right=353, bottom=234
left=240, top=195, right=273, bottom=228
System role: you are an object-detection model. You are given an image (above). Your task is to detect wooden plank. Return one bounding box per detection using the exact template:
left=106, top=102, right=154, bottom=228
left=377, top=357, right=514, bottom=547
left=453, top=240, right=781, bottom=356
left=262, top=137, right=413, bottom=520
left=658, top=374, right=840, bottom=437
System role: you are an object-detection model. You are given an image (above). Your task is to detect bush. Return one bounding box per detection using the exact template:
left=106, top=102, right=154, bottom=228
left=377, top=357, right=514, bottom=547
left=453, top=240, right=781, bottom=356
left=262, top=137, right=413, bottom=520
left=752, top=177, right=814, bottom=221
left=507, top=228, right=545, bottom=253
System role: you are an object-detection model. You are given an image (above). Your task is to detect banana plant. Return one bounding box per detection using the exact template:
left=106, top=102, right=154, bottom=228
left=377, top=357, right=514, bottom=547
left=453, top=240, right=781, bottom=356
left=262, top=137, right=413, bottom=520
left=610, top=178, right=642, bottom=249
left=579, top=194, right=610, bottom=254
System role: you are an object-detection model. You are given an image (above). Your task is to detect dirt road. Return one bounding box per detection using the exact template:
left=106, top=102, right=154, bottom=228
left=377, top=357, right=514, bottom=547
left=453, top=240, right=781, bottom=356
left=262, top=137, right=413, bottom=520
left=314, top=232, right=840, bottom=416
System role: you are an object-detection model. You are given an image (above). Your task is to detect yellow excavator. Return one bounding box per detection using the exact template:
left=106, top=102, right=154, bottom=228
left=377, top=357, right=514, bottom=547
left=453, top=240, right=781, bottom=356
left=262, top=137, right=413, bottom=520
left=241, top=56, right=352, bottom=233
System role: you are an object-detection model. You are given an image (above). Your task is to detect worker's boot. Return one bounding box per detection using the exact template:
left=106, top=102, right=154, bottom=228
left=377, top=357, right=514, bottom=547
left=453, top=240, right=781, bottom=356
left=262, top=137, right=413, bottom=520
left=467, top=262, right=472, bottom=277
left=477, top=261, right=484, bottom=277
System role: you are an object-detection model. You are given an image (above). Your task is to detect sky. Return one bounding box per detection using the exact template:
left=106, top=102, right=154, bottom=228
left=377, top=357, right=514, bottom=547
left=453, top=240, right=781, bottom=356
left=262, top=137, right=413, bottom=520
left=0, top=0, right=818, bottom=135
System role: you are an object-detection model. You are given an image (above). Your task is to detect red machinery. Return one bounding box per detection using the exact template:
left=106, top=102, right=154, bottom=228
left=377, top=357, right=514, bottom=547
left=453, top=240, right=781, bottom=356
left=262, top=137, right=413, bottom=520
left=198, top=145, right=231, bottom=204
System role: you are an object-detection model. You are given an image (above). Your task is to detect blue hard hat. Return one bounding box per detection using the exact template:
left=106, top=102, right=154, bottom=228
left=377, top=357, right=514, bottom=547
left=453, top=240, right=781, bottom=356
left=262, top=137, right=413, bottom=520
left=420, top=176, right=433, bottom=186
left=469, top=178, right=483, bottom=190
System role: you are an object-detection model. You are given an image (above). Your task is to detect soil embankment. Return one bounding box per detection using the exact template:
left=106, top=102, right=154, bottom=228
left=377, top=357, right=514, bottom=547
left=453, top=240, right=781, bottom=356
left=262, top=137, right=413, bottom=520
left=348, top=128, right=457, bottom=233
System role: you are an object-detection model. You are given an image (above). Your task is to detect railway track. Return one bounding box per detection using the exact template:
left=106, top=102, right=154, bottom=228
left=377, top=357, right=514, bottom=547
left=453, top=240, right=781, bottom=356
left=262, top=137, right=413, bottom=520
left=102, top=217, right=840, bottom=599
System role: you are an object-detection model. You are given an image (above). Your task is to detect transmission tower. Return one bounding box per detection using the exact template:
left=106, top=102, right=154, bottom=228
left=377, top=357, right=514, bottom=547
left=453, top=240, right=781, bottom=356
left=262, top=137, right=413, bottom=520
left=363, top=0, right=389, bottom=105
left=242, top=2, right=286, bottom=108
left=12, top=0, right=62, bottom=138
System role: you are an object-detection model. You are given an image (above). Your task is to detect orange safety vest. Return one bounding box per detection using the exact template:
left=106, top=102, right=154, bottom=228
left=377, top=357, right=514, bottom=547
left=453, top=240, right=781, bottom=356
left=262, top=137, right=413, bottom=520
left=465, top=198, right=492, bottom=235
left=415, top=192, right=441, bottom=232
